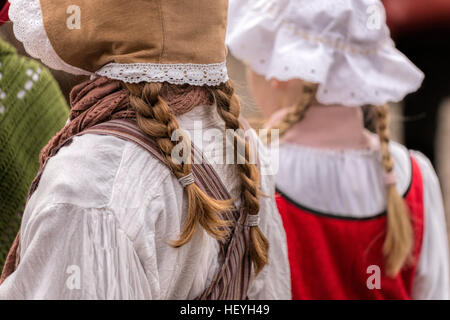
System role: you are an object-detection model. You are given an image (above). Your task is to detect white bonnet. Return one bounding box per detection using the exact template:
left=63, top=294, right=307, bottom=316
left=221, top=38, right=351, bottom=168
left=227, top=0, right=424, bottom=107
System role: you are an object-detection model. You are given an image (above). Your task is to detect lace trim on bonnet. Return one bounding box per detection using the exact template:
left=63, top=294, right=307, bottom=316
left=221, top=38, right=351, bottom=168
left=96, top=62, right=228, bottom=86
left=8, top=0, right=229, bottom=85
left=9, top=0, right=90, bottom=76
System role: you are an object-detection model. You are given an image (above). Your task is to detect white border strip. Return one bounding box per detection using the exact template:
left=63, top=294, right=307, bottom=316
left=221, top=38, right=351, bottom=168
left=96, top=62, right=229, bottom=86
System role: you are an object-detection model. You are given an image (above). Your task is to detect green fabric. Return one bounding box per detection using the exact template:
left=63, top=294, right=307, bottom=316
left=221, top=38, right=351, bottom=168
left=0, top=40, right=69, bottom=265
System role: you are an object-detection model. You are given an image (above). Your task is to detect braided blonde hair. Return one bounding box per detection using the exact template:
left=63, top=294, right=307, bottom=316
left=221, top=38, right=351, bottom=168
left=266, top=82, right=319, bottom=143
left=374, top=105, right=413, bottom=277
left=209, top=81, right=269, bottom=274
left=125, top=82, right=231, bottom=247
left=125, top=81, right=269, bottom=275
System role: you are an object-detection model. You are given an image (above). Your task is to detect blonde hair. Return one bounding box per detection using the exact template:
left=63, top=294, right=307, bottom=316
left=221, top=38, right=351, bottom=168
left=125, top=81, right=269, bottom=275
left=267, top=86, right=413, bottom=277
left=374, top=105, right=413, bottom=277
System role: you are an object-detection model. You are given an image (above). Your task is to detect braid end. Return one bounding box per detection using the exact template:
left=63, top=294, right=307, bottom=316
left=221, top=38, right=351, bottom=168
left=383, top=185, right=414, bottom=277
left=249, top=225, right=269, bottom=275
left=171, top=183, right=233, bottom=248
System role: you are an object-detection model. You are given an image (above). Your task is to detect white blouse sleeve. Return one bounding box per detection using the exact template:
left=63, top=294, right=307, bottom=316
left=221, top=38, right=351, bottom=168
left=410, top=151, right=450, bottom=300
left=0, top=203, right=152, bottom=300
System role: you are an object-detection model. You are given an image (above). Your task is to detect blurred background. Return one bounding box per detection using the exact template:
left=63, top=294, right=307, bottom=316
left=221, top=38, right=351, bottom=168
left=1, top=0, right=450, bottom=257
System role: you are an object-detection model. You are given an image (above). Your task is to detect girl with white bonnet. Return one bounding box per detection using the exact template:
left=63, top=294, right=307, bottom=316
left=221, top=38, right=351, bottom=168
left=228, top=0, right=449, bottom=299
left=0, top=0, right=291, bottom=299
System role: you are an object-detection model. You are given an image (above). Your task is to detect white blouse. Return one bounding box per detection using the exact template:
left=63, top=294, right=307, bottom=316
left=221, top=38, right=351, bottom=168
left=275, top=139, right=449, bottom=299
left=0, top=105, right=291, bottom=300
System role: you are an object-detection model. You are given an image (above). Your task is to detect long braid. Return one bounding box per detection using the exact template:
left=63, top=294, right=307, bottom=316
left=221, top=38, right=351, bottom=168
left=210, top=80, right=269, bottom=275
left=266, top=83, right=318, bottom=141
left=125, top=82, right=232, bottom=247
left=375, top=105, right=413, bottom=277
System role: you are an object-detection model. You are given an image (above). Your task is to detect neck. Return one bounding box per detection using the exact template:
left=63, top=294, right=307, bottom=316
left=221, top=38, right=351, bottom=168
left=273, top=104, right=373, bottom=150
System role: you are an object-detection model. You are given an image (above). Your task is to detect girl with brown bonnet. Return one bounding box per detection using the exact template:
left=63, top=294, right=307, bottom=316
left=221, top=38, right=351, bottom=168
left=0, top=0, right=290, bottom=299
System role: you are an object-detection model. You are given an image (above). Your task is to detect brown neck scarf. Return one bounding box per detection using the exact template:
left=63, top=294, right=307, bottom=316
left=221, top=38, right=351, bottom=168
left=40, top=76, right=213, bottom=166
left=0, top=76, right=213, bottom=284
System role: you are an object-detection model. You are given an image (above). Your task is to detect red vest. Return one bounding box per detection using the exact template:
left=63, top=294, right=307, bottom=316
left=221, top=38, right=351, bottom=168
left=276, top=156, right=424, bottom=300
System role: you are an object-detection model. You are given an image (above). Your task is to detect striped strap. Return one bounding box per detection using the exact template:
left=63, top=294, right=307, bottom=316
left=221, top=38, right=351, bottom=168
left=1, top=119, right=254, bottom=299
left=82, top=119, right=239, bottom=222
left=83, top=119, right=253, bottom=300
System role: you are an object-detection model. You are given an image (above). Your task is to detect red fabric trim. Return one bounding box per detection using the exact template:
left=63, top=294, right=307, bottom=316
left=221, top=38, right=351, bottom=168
left=0, top=2, right=9, bottom=26
left=383, top=0, right=450, bottom=36
left=276, top=156, right=424, bottom=300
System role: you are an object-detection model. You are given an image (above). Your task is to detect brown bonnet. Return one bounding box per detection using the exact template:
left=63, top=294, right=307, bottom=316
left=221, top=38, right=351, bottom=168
left=39, top=0, right=229, bottom=85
